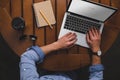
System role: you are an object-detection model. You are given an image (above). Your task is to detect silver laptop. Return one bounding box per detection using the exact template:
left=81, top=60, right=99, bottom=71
left=58, top=0, right=117, bottom=48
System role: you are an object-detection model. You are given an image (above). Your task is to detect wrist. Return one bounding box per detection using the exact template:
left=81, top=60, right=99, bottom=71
left=52, top=42, right=61, bottom=51
left=91, top=50, right=102, bottom=65
left=40, top=42, right=61, bottom=56
left=93, top=50, right=102, bottom=57
left=92, top=47, right=100, bottom=53
left=92, top=55, right=101, bottom=65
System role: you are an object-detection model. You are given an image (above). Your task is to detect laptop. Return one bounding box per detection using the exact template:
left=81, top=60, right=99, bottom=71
left=58, top=0, right=117, bottom=48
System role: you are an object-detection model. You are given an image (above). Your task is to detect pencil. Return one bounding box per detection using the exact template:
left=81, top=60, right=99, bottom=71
left=39, top=10, right=53, bottom=29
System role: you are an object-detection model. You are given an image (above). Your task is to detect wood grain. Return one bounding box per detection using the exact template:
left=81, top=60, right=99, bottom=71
left=56, top=0, right=68, bottom=54
left=45, top=0, right=56, bottom=45
left=0, top=0, right=120, bottom=70
left=34, top=0, right=45, bottom=46
left=11, top=0, right=22, bottom=18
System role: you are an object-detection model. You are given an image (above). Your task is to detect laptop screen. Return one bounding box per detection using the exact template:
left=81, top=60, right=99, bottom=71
left=68, top=0, right=117, bottom=22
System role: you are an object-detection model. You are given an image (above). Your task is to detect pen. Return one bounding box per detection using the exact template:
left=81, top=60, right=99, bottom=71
left=39, top=10, right=53, bottom=29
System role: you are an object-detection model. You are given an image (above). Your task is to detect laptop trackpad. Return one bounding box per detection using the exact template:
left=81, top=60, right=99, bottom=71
left=75, top=32, right=89, bottom=48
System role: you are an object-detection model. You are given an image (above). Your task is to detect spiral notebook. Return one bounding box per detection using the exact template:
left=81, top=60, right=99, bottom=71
left=33, top=0, right=56, bottom=27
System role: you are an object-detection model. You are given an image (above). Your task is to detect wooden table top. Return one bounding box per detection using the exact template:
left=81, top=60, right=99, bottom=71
left=0, top=0, right=120, bottom=71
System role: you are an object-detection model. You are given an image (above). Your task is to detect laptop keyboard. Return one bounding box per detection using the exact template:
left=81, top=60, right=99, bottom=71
left=64, top=14, right=101, bottom=34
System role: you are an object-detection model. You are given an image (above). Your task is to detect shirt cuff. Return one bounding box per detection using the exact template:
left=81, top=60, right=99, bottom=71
left=89, top=64, right=104, bottom=72
left=29, top=46, right=45, bottom=63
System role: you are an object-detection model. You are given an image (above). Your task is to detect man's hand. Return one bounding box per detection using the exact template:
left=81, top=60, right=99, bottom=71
left=40, top=32, right=77, bottom=55
left=86, top=27, right=101, bottom=52
left=55, top=32, right=77, bottom=50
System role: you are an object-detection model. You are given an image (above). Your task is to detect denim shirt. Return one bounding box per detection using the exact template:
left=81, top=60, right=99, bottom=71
left=20, top=46, right=104, bottom=80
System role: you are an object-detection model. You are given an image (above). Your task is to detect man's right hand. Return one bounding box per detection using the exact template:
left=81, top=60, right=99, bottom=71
left=86, top=27, right=101, bottom=53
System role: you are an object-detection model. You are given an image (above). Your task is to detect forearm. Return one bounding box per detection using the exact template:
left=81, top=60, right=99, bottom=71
left=91, top=45, right=101, bottom=65
left=92, top=55, right=101, bottom=65
left=40, top=42, right=59, bottom=55
left=86, top=27, right=104, bottom=80
left=89, top=51, right=104, bottom=80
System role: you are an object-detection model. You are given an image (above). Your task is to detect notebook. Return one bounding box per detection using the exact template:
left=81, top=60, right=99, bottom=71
left=58, top=0, right=117, bottom=48
left=33, top=0, right=56, bottom=27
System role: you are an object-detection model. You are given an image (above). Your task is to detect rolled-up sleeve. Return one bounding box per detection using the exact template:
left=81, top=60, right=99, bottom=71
left=89, top=64, right=104, bottom=80
left=28, top=46, right=45, bottom=63
left=20, top=46, right=45, bottom=80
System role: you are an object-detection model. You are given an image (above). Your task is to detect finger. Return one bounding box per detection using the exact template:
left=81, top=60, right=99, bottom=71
left=68, top=38, right=77, bottom=46
left=98, top=30, right=101, bottom=37
left=68, top=34, right=77, bottom=41
left=94, top=27, right=100, bottom=37
left=88, top=28, right=94, bottom=39
left=67, top=33, right=76, bottom=39
left=93, top=27, right=101, bottom=39
left=91, top=27, right=96, bottom=36
left=59, top=32, right=71, bottom=39
left=64, top=32, right=72, bottom=37
left=86, top=32, right=91, bottom=43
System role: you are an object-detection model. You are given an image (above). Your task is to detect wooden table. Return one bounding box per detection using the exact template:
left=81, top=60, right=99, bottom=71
left=0, top=0, right=120, bottom=71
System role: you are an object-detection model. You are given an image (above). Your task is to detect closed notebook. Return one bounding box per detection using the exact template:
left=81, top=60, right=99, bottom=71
left=33, top=0, right=56, bottom=27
